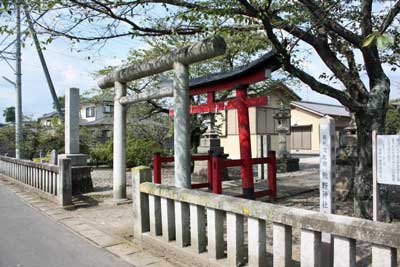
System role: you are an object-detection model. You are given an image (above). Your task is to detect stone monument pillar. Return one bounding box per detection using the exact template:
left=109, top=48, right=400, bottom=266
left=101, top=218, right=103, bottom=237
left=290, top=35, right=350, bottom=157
left=273, top=103, right=299, bottom=172
left=59, top=88, right=93, bottom=194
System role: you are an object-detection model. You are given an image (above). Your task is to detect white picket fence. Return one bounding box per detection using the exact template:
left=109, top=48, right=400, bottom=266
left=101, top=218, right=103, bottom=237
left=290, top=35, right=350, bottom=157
left=132, top=166, right=399, bottom=267
left=0, top=155, right=72, bottom=206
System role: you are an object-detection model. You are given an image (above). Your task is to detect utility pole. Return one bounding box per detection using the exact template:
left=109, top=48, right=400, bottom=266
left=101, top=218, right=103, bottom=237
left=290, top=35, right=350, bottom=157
left=15, top=0, right=22, bottom=159
left=23, top=2, right=63, bottom=119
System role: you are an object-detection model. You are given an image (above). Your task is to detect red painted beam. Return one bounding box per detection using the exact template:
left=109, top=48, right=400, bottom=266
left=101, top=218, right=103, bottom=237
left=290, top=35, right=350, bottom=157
left=160, top=156, right=174, bottom=163
left=235, top=190, right=271, bottom=199
left=169, top=96, right=268, bottom=116
left=222, top=159, right=244, bottom=168
left=251, top=157, right=271, bottom=165
left=192, top=155, right=210, bottom=161
left=191, top=182, right=209, bottom=189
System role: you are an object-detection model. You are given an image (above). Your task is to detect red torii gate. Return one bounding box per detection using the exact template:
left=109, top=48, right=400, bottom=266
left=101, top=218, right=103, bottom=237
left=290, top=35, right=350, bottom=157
left=169, top=52, right=281, bottom=199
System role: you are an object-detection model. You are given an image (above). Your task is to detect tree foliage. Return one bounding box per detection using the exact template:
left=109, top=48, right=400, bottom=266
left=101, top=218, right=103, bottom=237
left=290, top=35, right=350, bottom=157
left=2, top=106, right=15, bottom=123
left=385, top=100, right=400, bottom=134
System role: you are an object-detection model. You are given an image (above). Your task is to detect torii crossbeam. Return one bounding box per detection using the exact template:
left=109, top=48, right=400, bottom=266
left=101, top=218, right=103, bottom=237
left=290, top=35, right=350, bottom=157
left=98, top=37, right=226, bottom=202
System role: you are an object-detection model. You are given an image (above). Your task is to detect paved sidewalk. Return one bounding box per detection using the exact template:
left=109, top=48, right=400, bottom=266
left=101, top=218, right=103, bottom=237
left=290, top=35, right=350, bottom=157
left=0, top=176, right=178, bottom=267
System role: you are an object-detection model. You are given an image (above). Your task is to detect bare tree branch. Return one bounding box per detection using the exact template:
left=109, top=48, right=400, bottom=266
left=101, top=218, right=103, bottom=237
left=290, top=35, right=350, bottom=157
left=266, top=14, right=369, bottom=99
left=361, top=0, right=373, bottom=36
left=248, top=20, right=360, bottom=109
left=298, top=0, right=362, bottom=47
left=380, top=0, right=400, bottom=33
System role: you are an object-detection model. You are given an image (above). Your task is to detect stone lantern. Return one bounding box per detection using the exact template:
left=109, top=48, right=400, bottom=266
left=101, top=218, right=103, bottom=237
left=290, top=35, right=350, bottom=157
left=194, top=112, right=228, bottom=179
left=273, top=102, right=299, bottom=172
left=197, top=113, right=223, bottom=155
left=274, top=102, right=291, bottom=159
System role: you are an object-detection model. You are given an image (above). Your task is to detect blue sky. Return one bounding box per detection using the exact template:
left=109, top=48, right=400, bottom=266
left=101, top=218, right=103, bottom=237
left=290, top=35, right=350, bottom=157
left=0, top=27, right=399, bottom=123
left=0, top=36, right=137, bottom=122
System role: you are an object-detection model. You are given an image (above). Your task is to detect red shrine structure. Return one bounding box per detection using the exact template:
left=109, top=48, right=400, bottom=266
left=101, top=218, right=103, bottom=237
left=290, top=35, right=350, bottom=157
left=154, top=52, right=282, bottom=200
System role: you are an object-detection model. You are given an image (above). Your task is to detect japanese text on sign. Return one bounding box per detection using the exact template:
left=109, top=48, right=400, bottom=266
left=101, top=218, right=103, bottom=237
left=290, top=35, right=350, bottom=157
left=319, top=116, right=336, bottom=214
left=377, top=135, right=400, bottom=185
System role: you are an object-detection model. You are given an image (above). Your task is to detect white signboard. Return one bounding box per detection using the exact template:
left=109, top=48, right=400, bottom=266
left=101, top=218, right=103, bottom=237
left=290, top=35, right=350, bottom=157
left=319, top=116, right=336, bottom=214
left=377, top=135, right=400, bottom=185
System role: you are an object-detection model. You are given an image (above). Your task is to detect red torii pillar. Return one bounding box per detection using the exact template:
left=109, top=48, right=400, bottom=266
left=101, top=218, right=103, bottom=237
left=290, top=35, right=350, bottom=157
left=170, top=87, right=267, bottom=199
left=236, top=86, right=255, bottom=199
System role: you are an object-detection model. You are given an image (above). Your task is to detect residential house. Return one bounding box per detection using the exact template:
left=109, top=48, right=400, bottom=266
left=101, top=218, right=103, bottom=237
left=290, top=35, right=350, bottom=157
left=290, top=101, right=351, bottom=155
left=38, top=99, right=115, bottom=142
left=80, top=100, right=114, bottom=142
left=38, top=111, right=61, bottom=127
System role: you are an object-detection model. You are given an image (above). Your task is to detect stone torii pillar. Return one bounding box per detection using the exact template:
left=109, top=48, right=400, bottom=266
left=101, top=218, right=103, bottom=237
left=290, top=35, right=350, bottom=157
left=97, top=37, right=226, bottom=202
left=173, top=62, right=191, bottom=188
left=113, top=82, right=127, bottom=201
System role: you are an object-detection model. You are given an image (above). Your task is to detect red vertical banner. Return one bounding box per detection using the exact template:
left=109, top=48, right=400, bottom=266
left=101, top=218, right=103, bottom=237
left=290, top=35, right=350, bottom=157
left=236, top=87, right=255, bottom=199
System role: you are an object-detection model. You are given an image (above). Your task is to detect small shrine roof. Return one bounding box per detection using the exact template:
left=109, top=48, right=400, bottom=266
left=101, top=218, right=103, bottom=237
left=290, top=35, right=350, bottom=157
left=188, top=51, right=281, bottom=94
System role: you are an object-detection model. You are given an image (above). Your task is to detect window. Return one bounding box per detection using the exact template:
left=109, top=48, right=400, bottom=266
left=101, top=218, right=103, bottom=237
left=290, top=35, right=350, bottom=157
left=86, top=106, right=95, bottom=117
left=103, top=104, right=113, bottom=113
left=290, top=126, right=312, bottom=150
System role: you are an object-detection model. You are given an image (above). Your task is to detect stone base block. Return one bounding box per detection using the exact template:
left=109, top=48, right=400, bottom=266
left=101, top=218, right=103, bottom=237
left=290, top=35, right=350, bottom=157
left=71, top=166, right=94, bottom=195
left=199, top=138, right=220, bottom=148
left=59, top=154, right=88, bottom=166
left=193, top=160, right=209, bottom=177
left=277, top=158, right=300, bottom=173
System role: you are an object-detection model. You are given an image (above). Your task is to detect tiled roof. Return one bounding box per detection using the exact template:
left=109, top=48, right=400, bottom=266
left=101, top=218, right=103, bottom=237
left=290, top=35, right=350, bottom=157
left=291, top=101, right=350, bottom=117
left=80, top=117, right=167, bottom=128
left=38, top=111, right=60, bottom=119
left=189, top=51, right=280, bottom=89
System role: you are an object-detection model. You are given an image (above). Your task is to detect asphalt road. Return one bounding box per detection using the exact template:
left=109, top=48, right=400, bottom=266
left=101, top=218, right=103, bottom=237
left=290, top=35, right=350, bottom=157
left=0, top=185, right=132, bottom=267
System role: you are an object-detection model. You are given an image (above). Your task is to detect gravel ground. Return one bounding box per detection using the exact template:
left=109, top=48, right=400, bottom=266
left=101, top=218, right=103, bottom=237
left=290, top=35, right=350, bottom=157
left=90, top=156, right=320, bottom=193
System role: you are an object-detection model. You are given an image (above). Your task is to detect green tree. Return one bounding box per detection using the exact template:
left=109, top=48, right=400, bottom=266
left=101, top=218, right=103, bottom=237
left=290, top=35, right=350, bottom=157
left=3, top=106, right=15, bottom=123
left=0, top=124, right=15, bottom=156
left=53, top=96, right=64, bottom=111
left=385, top=100, right=400, bottom=134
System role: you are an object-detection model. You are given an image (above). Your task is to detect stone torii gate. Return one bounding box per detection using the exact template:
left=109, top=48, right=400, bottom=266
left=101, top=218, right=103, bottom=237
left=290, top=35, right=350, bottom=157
left=97, top=37, right=226, bottom=203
